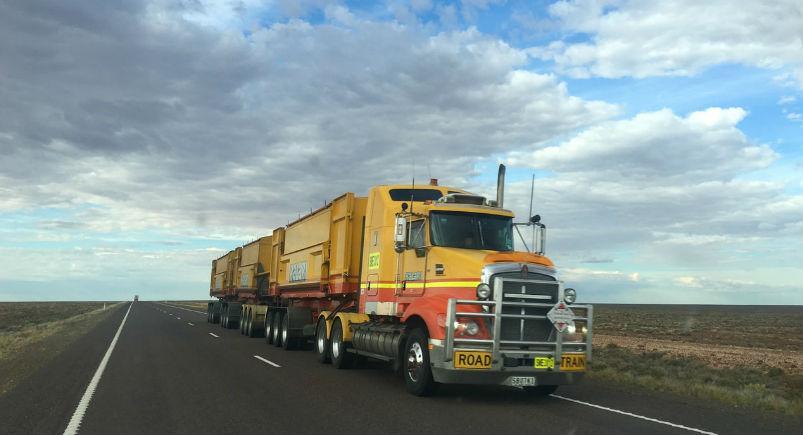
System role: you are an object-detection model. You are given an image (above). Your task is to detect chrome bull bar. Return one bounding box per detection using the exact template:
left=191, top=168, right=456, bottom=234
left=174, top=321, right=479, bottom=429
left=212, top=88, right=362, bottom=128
left=444, top=297, right=593, bottom=368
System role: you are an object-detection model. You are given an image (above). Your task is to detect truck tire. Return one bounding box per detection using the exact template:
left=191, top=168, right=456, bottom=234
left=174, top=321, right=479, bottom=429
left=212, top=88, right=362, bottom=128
left=523, top=385, right=558, bottom=396
left=248, top=312, right=260, bottom=338
left=265, top=310, right=274, bottom=344
left=315, top=319, right=331, bottom=364
left=271, top=311, right=283, bottom=347
left=244, top=308, right=251, bottom=335
left=281, top=314, right=295, bottom=350
left=206, top=304, right=211, bottom=323
left=246, top=310, right=254, bottom=337
left=240, top=308, right=247, bottom=334
left=403, top=328, right=438, bottom=396
left=331, top=319, right=354, bottom=369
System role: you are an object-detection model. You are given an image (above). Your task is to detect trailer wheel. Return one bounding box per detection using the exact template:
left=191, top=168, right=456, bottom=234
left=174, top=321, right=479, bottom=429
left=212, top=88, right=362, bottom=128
left=206, top=304, right=212, bottom=323
left=220, top=308, right=227, bottom=328
left=331, top=319, right=354, bottom=369
left=315, top=319, right=331, bottom=364
left=240, top=308, right=247, bottom=334
left=246, top=310, right=254, bottom=337
left=271, top=311, right=283, bottom=347
left=265, top=310, right=274, bottom=344
left=403, top=328, right=438, bottom=396
left=210, top=302, right=219, bottom=324
left=280, top=314, right=295, bottom=350
left=523, top=385, right=558, bottom=396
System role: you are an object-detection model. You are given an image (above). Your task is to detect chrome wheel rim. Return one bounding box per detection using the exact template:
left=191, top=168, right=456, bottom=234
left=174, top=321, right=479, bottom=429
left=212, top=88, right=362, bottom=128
left=317, top=324, right=326, bottom=354
left=332, top=327, right=341, bottom=359
left=407, top=342, right=424, bottom=382
left=282, top=318, right=288, bottom=343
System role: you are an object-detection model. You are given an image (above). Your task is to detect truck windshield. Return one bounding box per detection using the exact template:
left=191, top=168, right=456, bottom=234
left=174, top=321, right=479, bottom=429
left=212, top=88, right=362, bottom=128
left=429, top=211, right=513, bottom=251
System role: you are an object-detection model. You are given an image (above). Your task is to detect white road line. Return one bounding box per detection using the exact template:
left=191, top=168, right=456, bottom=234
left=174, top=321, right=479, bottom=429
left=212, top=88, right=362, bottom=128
left=208, top=333, right=219, bottom=338
left=63, top=302, right=133, bottom=435
left=550, top=394, right=718, bottom=435
left=253, top=355, right=281, bottom=367
left=176, top=317, right=181, bottom=320
left=159, top=303, right=206, bottom=315
left=187, top=322, right=195, bottom=326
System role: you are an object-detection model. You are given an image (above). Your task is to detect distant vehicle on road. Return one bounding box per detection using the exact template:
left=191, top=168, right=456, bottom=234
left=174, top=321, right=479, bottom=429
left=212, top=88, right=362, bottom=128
left=134, top=295, right=139, bottom=302
left=208, top=165, right=591, bottom=396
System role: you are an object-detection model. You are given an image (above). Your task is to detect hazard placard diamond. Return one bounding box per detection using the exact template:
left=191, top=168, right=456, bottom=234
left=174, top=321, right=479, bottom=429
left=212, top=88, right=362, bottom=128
left=547, top=301, right=575, bottom=333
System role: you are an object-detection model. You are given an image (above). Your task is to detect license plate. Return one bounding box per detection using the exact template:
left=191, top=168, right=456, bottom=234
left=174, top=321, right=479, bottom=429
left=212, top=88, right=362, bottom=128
left=453, top=351, right=492, bottom=369
left=509, top=376, right=536, bottom=387
left=560, top=353, right=586, bottom=371
left=534, top=356, right=555, bottom=369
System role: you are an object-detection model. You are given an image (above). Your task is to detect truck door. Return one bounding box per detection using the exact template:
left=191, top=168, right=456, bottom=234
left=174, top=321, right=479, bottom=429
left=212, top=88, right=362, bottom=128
left=400, top=219, right=427, bottom=296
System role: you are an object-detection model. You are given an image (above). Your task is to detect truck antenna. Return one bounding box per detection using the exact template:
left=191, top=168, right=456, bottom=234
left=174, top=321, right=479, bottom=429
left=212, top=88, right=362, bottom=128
left=408, top=174, right=415, bottom=243
left=529, top=173, right=535, bottom=251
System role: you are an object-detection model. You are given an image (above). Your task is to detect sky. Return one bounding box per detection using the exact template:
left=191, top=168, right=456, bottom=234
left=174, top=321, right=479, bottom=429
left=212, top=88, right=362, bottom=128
left=0, top=0, right=801, bottom=304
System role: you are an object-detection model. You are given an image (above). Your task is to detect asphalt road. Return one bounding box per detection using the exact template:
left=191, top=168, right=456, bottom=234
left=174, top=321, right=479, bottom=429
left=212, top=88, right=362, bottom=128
left=1, top=301, right=799, bottom=435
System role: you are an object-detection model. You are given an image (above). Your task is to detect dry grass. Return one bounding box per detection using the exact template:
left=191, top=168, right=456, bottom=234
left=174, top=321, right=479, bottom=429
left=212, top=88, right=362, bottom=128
left=589, top=304, right=803, bottom=416
left=592, top=304, right=802, bottom=351
left=0, top=302, right=115, bottom=334
left=0, top=302, right=123, bottom=394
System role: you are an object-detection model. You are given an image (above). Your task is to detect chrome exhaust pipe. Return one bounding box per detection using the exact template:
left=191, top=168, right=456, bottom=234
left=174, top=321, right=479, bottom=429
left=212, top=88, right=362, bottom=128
left=496, top=164, right=505, bottom=208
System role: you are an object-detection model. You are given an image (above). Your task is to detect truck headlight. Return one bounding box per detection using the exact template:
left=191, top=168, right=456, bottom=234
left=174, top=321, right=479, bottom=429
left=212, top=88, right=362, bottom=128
left=454, top=319, right=480, bottom=336
left=476, top=283, right=491, bottom=300
left=465, top=321, right=479, bottom=336
left=564, top=287, right=577, bottom=304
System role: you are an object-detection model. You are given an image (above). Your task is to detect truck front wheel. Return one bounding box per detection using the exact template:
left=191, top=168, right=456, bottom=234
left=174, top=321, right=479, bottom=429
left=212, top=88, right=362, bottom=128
left=404, top=328, right=438, bottom=396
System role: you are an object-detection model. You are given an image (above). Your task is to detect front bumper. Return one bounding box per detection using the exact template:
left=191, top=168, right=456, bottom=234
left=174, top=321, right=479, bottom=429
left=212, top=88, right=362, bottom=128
left=432, top=286, right=593, bottom=386
left=429, top=342, right=586, bottom=386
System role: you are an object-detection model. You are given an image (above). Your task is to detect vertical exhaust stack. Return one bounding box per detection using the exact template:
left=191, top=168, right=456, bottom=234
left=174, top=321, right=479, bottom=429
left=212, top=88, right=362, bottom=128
left=496, top=164, right=506, bottom=208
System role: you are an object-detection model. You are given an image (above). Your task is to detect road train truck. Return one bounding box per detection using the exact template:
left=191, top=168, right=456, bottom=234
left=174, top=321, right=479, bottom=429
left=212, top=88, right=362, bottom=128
left=207, top=165, right=592, bottom=396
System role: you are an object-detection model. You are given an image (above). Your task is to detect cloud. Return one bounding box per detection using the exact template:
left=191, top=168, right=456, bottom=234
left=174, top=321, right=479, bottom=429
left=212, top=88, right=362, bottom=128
left=0, top=1, right=618, bottom=237
left=510, top=107, right=776, bottom=182
left=0, top=1, right=800, bottom=303
left=501, top=106, right=801, bottom=294
left=532, top=0, right=803, bottom=86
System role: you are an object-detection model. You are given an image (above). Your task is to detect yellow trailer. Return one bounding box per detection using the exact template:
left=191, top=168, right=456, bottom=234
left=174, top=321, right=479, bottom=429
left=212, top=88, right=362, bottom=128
left=263, top=193, right=368, bottom=349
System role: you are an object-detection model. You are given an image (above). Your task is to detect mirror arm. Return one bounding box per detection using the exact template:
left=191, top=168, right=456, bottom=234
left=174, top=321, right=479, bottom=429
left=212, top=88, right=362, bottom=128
left=514, top=224, right=531, bottom=253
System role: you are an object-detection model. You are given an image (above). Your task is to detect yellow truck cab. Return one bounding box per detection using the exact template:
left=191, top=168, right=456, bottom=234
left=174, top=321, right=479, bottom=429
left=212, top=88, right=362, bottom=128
left=347, top=167, right=592, bottom=395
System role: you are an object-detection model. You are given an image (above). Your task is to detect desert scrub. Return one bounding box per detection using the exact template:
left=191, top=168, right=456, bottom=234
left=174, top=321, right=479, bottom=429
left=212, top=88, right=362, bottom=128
left=590, top=343, right=803, bottom=416
left=0, top=303, right=122, bottom=361
left=0, top=302, right=123, bottom=394
left=592, top=304, right=803, bottom=351
left=0, top=302, right=114, bottom=333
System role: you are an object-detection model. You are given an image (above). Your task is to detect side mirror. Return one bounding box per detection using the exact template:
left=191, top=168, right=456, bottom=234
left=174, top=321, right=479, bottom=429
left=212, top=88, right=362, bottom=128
left=394, top=241, right=405, bottom=253
left=530, top=214, right=541, bottom=224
